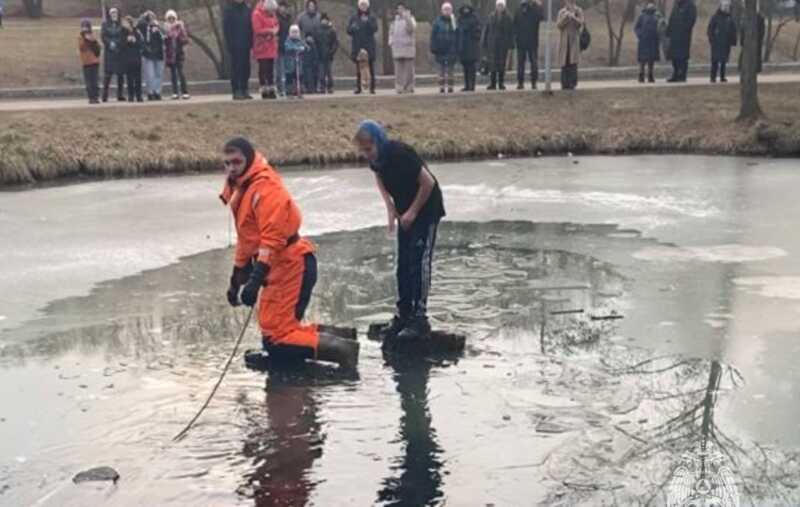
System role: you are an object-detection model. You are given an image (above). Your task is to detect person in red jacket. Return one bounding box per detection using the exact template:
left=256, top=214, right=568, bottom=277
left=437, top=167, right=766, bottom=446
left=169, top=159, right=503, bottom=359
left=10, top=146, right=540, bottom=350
left=220, top=137, right=358, bottom=369
left=252, top=0, right=280, bottom=99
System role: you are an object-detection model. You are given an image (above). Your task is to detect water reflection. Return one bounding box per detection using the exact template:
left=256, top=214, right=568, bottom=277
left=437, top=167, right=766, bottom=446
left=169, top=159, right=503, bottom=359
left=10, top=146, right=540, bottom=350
left=377, top=354, right=449, bottom=507
left=241, top=375, right=323, bottom=506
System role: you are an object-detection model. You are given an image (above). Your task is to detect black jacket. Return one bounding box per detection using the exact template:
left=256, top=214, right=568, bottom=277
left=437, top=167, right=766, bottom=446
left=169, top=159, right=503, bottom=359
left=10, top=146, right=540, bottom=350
left=101, top=20, right=124, bottom=74
left=121, top=27, right=144, bottom=69
left=513, top=1, right=543, bottom=51
left=457, top=6, right=482, bottom=63
left=347, top=10, right=378, bottom=61
left=138, top=21, right=164, bottom=60
left=708, top=10, right=737, bottom=62
left=223, top=1, right=253, bottom=53
left=666, top=0, right=697, bottom=60
left=316, top=23, right=339, bottom=61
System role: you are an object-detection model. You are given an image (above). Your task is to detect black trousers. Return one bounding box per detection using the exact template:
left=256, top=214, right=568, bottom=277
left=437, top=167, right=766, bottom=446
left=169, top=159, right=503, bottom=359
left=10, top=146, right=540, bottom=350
left=257, top=58, right=275, bottom=87
left=517, top=47, right=538, bottom=86
left=230, top=48, right=251, bottom=95
left=462, top=60, right=477, bottom=90
left=639, top=61, right=655, bottom=80
left=83, top=64, right=100, bottom=101
left=126, top=65, right=142, bottom=101
left=356, top=59, right=376, bottom=92
left=303, top=47, right=319, bottom=93
left=262, top=253, right=318, bottom=363
left=396, top=219, right=439, bottom=319
left=319, top=59, right=334, bottom=91
left=169, top=62, right=188, bottom=95
left=711, top=60, right=727, bottom=81
left=102, top=72, right=125, bottom=100
left=560, top=64, right=578, bottom=90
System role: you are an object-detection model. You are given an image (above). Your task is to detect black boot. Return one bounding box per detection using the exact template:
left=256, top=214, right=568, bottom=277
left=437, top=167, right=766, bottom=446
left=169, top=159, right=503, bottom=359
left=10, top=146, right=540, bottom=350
left=317, top=333, right=360, bottom=370
left=377, top=315, right=407, bottom=341
left=396, top=316, right=432, bottom=341
left=487, top=72, right=497, bottom=90
left=498, top=72, right=506, bottom=91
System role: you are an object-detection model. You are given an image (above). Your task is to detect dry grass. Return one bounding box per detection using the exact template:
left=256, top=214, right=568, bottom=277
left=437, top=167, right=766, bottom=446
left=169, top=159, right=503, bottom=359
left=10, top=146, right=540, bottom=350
left=1, top=81, right=799, bottom=186
left=2, top=1, right=800, bottom=89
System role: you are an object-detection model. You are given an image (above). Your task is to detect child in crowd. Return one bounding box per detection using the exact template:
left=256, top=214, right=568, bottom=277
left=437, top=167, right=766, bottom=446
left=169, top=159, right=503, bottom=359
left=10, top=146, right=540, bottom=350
left=121, top=16, right=144, bottom=102
left=165, top=10, right=190, bottom=100
left=78, top=19, right=102, bottom=104
left=316, top=13, right=339, bottom=94
left=284, top=24, right=306, bottom=98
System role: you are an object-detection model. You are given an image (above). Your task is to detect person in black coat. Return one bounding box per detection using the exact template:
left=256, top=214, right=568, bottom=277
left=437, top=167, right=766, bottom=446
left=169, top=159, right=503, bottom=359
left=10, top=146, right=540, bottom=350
left=121, top=16, right=144, bottom=102
left=513, top=0, right=543, bottom=90
left=708, top=1, right=737, bottom=82
left=317, top=13, right=339, bottom=93
left=482, top=0, right=514, bottom=90
left=137, top=11, right=165, bottom=100
left=634, top=3, right=660, bottom=83
left=101, top=8, right=126, bottom=102
left=223, top=0, right=254, bottom=100
left=347, top=0, right=378, bottom=94
left=665, top=0, right=697, bottom=82
left=456, top=5, right=481, bottom=92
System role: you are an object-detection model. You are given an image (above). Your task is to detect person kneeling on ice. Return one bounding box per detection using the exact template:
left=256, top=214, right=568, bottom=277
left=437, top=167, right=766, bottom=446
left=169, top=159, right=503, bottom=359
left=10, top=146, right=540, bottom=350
left=354, top=121, right=446, bottom=341
left=220, top=137, right=358, bottom=369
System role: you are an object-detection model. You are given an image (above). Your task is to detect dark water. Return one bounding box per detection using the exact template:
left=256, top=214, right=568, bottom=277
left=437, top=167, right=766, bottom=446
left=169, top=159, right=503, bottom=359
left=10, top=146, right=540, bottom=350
left=1, top=221, right=799, bottom=506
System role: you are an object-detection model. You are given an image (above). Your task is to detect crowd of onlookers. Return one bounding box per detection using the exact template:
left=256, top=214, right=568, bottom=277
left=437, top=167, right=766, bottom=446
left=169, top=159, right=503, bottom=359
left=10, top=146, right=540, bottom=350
left=79, top=7, right=189, bottom=103
left=74, top=0, right=769, bottom=104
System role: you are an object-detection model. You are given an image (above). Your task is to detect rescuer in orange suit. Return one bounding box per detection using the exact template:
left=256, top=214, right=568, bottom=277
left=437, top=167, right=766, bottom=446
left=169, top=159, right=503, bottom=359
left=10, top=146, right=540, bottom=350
left=220, top=137, right=358, bottom=369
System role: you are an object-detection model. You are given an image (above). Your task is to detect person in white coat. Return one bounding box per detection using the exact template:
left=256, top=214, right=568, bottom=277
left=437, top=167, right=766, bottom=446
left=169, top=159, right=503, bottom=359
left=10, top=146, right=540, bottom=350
left=389, top=2, right=417, bottom=94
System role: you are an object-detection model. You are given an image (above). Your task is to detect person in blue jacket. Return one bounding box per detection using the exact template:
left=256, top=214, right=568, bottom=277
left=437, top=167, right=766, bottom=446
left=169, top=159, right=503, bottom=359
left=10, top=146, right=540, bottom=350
left=430, top=2, right=459, bottom=94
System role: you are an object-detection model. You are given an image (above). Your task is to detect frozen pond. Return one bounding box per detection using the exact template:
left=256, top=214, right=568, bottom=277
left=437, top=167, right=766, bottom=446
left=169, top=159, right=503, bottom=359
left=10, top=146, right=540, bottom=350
left=1, top=156, right=799, bottom=506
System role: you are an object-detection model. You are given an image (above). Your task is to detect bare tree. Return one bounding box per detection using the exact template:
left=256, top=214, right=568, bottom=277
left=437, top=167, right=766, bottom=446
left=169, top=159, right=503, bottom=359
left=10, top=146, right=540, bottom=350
left=598, top=0, right=638, bottom=66
left=738, top=0, right=763, bottom=122
left=762, top=0, right=795, bottom=62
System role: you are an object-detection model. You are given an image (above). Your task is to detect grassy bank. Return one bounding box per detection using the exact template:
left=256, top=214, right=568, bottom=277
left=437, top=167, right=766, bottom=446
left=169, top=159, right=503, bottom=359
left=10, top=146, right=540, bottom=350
left=2, top=82, right=800, bottom=186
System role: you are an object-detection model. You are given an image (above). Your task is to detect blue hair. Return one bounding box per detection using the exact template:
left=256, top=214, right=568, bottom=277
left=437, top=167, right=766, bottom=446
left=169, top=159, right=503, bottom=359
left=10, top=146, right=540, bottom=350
left=356, top=120, right=389, bottom=169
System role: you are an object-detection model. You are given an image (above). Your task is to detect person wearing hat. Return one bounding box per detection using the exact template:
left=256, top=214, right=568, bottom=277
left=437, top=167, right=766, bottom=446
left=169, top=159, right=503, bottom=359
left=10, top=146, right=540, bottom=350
left=78, top=19, right=102, bottom=104
left=252, top=0, right=280, bottom=99
left=634, top=3, right=661, bottom=83
left=220, top=137, right=359, bottom=369
left=482, top=0, right=514, bottom=91
left=513, top=0, right=543, bottom=90
left=347, top=0, right=378, bottom=94
left=165, top=9, right=191, bottom=100
left=316, top=13, right=339, bottom=94
left=456, top=4, right=481, bottom=92
left=101, top=7, right=126, bottom=102
left=353, top=121, right=447, bottom=341
left=430, top=2, right=458, bottom=94
left=707, top=0, right=737, bottom=83
left=665, top=0, right=697, bottom=82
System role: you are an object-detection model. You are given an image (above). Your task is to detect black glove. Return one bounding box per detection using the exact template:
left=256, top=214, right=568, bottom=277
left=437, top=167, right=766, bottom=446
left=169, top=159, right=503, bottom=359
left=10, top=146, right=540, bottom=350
left=226, top=264, right=253, bottom=307
left=240, top=261, right=270, bottom=307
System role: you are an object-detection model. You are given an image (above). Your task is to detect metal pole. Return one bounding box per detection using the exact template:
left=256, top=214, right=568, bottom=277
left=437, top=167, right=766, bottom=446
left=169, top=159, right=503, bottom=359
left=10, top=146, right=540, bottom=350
left=101, top=0, right=107, bottom=22
left=544, top=0, right=553, bottom=94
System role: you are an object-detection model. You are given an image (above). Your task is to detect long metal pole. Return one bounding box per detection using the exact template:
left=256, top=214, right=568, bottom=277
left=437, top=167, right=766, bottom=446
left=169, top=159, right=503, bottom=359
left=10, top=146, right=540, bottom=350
left=544, top=0, right=553, bottom=93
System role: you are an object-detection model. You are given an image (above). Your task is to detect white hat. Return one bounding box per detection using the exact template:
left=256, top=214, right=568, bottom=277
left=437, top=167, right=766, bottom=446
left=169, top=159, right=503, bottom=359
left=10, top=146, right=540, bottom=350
left=358, top=0, right=370, bottom=9
left=165, top=9, right=178, bottom=20
left=496, top=0, right=506, bottom=7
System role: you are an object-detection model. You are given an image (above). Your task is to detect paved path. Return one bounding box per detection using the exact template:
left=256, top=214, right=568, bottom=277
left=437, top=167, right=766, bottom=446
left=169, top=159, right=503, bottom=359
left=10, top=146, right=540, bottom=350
left=1, top=73, right=798, bottom=113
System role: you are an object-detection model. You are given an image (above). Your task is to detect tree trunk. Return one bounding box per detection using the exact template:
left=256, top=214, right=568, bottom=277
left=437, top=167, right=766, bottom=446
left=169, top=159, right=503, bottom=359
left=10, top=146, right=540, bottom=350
left=209, top=0, right=230, bottom=78
left=793, top=30, right=800, bottom=60
left=765, top=18, right=789, bottom=63
left=23, top=0, right=44, bottom=18
left=738, top=0, right=763, bottom=122
left=603, top=0, right=615, bottom=66
left=764, top=8, right=773, bottom=62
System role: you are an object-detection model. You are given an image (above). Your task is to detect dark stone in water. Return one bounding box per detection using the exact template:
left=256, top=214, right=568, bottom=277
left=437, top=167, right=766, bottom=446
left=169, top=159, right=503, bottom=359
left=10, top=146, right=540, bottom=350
left=367, top=323, right=466, bottom=356
left=72, top=466, right=120, bottom=484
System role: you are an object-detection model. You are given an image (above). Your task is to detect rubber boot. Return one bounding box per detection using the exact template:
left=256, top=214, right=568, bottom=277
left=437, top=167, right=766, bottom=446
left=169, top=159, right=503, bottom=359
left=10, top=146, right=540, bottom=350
left=317, top=333, right=360, bottom=370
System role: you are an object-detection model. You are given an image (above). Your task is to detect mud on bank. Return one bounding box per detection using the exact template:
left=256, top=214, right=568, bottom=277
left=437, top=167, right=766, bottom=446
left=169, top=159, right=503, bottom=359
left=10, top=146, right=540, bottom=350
left=2, top=82, right=800, bottom=186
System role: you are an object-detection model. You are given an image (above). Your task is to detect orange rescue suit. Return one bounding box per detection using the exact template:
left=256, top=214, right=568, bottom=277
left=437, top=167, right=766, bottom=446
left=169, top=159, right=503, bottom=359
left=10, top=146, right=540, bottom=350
left=220, top=153, right=319, bottom=352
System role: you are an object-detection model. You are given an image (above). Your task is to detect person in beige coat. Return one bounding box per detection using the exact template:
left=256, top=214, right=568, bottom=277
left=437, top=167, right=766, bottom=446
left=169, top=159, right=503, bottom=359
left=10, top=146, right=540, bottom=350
left=389, top=2, right=417, bottom=93
left=556, top=0, right=584, bottom=90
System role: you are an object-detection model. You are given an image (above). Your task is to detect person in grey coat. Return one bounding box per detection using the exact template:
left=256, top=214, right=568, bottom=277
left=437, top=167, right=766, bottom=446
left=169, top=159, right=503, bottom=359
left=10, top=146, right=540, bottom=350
left=708, top=1, right=737, bottom=82
left=482, top=0, right=514, bottom=90
left=389, top=2, right=417, bottom=94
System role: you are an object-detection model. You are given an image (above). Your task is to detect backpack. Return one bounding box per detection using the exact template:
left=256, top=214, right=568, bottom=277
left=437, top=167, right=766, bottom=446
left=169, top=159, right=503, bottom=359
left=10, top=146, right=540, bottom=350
left=579, top=25, right=591, bottom=51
